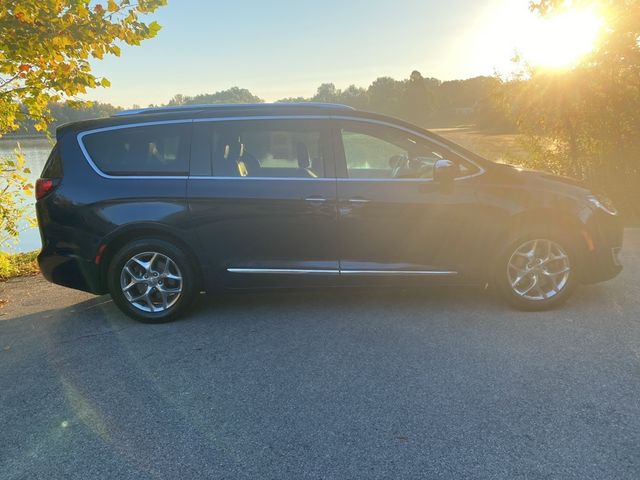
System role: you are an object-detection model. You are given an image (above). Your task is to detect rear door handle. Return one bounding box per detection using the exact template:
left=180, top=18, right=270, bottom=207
left=347, top=198, right=370, bottom=204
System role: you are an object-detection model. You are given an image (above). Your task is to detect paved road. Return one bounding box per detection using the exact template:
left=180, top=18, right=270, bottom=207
left=1, top=231, right=639, bottom=479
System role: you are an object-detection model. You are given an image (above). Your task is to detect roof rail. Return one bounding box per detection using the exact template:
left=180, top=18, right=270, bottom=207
left=113, top=102, right=355, bottom=117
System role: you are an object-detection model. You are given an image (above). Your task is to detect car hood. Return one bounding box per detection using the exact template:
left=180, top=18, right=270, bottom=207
left=494, top=163, right=590, bottom=193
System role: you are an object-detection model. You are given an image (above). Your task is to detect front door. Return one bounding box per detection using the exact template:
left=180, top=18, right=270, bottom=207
left=333, top=120, right=487, bottom=282
left=188, top=118, right=339, bottom=288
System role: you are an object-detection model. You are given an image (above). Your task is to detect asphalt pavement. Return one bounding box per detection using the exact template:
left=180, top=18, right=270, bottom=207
left=1, top=230, right=639, bottom=479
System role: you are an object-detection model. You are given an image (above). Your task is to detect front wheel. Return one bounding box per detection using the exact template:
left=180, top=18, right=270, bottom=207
left=108, top=239, right=197, bottom=323
left=494, top=234, right=577, bottom=311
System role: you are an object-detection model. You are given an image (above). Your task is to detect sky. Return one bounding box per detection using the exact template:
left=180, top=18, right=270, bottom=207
left=85, top=0, right=539, bottom=107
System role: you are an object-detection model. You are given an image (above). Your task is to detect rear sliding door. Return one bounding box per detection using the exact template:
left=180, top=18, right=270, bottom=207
left=187, top=118, right=339, bottom=288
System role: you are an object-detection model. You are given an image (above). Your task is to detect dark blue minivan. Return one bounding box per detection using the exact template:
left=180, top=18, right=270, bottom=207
left=36, top=103, right=623, bottom=322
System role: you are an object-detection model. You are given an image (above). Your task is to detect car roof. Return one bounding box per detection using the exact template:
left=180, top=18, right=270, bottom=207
left=54, top=102, right=491, bottom=167
left=56, top=103, right=357, bottom=138
left=112, top=102, right=355, bottom=117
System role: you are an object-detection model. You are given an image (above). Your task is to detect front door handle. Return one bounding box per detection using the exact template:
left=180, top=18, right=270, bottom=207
left=347, top=198, right=370, bottom=204
left=305, top=196, right=327, bottom=203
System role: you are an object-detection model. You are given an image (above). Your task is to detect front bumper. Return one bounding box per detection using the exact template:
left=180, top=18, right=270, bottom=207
left=580, top=211, right=624, bottom=284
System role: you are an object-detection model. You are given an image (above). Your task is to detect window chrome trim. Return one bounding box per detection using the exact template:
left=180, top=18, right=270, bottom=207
left=192, top=115, right=484, bottom=182
left=76, top=114, right=485, bottom=181
left=227, top=267, right=457, bottom=276
left=77, top=119, right=193, bottom=180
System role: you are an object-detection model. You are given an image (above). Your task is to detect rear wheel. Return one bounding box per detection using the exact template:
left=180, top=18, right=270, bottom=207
left=494, top=232, right=577, bottom=311
left=108, top=239, right=197, bottom=322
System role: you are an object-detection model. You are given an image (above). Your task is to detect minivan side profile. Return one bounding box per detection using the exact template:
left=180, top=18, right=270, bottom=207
left=36, top=103, right=623, bottom=322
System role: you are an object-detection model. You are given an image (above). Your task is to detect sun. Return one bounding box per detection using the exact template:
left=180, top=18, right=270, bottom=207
left=464, top=2, right=607, bottom=77
left=519, top=7, right=604, bottom=70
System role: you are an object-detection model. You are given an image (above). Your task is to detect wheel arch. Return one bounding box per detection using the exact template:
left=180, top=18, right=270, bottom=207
left=483, top=207, right=590, bottom=282
left=506, top=208, right=586, bottom=240
left=97, top=223, right=204, bottom=293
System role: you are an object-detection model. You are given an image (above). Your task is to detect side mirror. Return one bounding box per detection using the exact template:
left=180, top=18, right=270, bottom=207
left=433, top=159, right=458, bottom=183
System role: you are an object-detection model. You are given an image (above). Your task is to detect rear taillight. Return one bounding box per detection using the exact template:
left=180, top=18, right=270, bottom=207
left=35, top=178, right=59, bottom=200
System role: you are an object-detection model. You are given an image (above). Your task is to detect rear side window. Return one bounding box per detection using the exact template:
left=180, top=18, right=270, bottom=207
left=41, top=144, right=63, bottom=178
left=193, top=120, right=331, bottom=178
left=81, top=123, right=191, bottom=176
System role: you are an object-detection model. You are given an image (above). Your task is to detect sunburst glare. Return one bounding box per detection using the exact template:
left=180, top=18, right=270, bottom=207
left=519, top=7, right=604, bottom=70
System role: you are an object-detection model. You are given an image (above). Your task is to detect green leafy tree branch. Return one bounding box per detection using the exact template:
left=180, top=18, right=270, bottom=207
left=0, top=0, right=167, bottom=251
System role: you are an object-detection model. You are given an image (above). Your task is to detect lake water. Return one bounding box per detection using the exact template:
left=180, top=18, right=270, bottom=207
left=0, top=137, right=53, bottom=253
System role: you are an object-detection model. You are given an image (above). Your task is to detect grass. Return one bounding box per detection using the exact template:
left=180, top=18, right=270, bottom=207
left=0, top=251, right=39, bottom=281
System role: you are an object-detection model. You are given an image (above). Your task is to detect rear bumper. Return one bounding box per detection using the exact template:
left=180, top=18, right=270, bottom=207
left=38, top=248, right=103, bottom=295
left=36, top=198, right=105, bottom=295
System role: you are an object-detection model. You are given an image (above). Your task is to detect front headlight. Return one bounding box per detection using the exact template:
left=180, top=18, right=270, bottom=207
left=587, top=194, right=618, bottom=216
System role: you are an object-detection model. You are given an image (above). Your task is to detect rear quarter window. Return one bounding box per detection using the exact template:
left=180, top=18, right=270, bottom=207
left=81, top=123, right=191, bottom=176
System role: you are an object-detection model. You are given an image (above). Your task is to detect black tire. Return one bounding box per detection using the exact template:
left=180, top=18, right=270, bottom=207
left=493, top=228, right=579, bottom=311
left=107, top=238, right=197, bottom=323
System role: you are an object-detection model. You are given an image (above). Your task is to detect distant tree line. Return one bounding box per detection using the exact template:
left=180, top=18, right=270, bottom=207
left=166, top=73, right=514, bottom=131
left=8, top=72, right=514, bottom=136
left=276, top=72, right=512, bottom=131
left=9, top=55, right=639, bottom=222
left=11, top=101, right=120, bottom=137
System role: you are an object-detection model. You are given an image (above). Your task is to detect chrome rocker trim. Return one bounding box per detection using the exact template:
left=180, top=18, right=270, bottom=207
left=227, top=268, right=457, bottom=276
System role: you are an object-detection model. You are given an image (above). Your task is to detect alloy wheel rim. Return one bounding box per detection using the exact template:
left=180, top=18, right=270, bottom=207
left=507, top=239, right=571, bottom=301
left=120, top=251, right=183, bottom=313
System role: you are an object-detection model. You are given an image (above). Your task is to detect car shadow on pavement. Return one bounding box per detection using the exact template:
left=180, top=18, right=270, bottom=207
left=0, top=281, right=617, bottom=331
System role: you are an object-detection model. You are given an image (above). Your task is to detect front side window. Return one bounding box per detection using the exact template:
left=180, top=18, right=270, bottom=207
left=82, top=123, right=191, bottom=176
left=340, top=122, right=476, bottom=180
left=201, top=120, right=330, bottom=178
